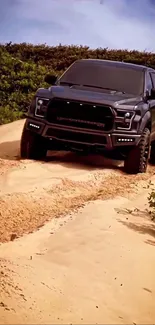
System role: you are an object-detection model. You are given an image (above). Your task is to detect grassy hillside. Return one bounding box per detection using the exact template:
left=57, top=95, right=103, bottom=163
left=1, top=42, right=155, bottom=125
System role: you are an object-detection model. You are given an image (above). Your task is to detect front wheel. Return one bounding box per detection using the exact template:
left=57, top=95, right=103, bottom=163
left=124, top=128, right=150, bottom=174
left=20, top=123, right=47, bottom=160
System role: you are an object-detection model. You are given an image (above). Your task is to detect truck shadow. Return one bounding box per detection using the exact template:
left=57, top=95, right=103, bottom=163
left=0, top=140, right=124, bottom=172
left=0, top=140, right=20, bottom=161
left=45, top=150, right=124, bottom=171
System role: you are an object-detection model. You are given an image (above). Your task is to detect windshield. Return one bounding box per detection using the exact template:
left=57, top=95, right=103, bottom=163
left=59, top=60, right=144, bottom=96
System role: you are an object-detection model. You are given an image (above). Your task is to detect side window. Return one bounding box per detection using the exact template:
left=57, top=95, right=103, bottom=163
left=150, top=73, right=155, bottom=88
left=145, top=72, right=153, bottom=93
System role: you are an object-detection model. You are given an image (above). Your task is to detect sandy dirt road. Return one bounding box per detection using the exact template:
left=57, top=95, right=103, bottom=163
left=0, top=120, right=155, bottom=324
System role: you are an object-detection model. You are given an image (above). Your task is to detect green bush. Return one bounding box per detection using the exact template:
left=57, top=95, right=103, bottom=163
left=1, top=42, right=155, bottom=125
left=148, top=191, right=155, bottom=220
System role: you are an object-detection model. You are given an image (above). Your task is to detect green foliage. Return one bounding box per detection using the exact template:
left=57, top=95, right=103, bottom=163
left=1, top=42, right=155, bottom=125
left=148, top=191, right=155, bottom=220
left=0, top=46, right=49, bottom=125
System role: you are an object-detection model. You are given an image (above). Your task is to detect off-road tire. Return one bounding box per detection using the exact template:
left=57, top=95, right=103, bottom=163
left=149, top=140, right=155, bottom=165
left=124, top=128, right=150, bottom=174
left=20, top=123, right=47, bottom=160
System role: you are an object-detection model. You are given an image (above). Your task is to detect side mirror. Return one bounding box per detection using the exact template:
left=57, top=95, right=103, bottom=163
left=44, top=74, right=57, bottom=85
left=150, top=88, right=155, bottom=99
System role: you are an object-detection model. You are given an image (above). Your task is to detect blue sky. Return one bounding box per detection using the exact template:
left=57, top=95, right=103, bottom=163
left=0, top=0, right=155, bottom=51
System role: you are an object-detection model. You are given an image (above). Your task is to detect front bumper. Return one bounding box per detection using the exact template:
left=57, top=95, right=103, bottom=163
left=25, top=118, right=141, bottom=149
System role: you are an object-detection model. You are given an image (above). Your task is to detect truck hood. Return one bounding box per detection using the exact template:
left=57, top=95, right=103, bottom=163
left=37, top=85, right=142, bottom=109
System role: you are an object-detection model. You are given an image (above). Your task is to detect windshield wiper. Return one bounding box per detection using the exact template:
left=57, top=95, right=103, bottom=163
left=82, top=85, right=126, bottom=94
left=59, top=81, right=80, bottom=87
left=60, top=82, right=126, bottom=94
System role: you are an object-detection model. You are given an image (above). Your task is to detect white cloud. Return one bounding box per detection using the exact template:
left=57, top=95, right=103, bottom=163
left=0, top=0, right=155, bottom=51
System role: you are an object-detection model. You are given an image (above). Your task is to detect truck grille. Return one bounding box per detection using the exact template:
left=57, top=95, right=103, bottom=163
left=46, top=98, right=114, bottom=131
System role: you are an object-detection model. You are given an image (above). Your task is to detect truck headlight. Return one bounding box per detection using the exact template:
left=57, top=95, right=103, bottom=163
left=115, top=110, right=135, bottom=130
left=35, top=97, right=49, bottom=118
left=124, top=112, right=131, bottom=118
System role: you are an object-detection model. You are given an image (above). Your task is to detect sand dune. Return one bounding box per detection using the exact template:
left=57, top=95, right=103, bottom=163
left=0, top=120, right=154, bottom=324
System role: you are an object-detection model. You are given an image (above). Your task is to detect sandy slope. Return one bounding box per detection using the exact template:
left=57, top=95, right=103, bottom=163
left=0, top=120, right=155, bottom=324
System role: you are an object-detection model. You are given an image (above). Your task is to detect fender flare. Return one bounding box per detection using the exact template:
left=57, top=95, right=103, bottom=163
left=138, top=111, right=151, bottom=133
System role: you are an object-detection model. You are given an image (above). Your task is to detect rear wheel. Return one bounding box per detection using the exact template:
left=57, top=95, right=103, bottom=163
left=124, top=128, right=150, bottom=174
left=20, top=123, right=47, bottom=160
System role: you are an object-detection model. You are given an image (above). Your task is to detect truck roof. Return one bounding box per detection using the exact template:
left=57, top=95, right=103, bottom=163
left=76, top=59, right=154, bottom=72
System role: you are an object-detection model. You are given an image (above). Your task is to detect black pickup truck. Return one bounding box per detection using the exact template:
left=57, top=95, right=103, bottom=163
left=20, top=59, right=155, bottom=174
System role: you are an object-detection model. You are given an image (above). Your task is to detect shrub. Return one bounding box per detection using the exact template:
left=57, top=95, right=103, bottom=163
left=148, top=191, right=155, bottom=220
left=1, top=42, right=155, bottom=124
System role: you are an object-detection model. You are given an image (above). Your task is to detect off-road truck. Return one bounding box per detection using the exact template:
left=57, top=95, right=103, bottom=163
left=20, top=59, right=155, bottom=174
